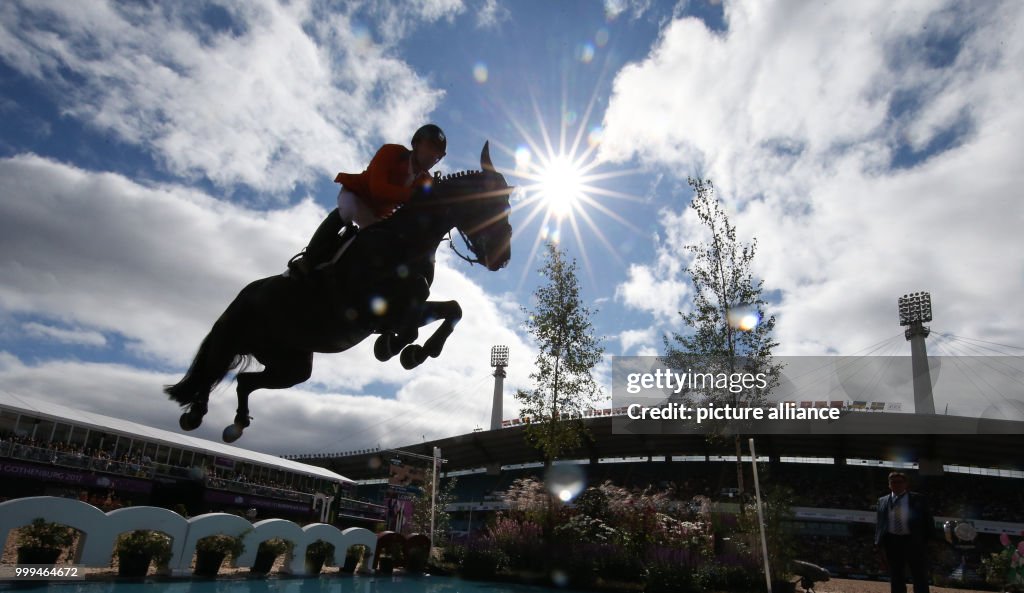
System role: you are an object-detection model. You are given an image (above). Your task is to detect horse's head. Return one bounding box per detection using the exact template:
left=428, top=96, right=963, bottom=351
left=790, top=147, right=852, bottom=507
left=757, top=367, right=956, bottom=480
left=438, top=142, right=513, bottom=271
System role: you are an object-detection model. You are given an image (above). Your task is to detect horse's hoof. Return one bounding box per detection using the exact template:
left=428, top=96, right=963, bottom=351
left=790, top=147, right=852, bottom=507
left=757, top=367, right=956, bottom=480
left=180, top=413, right=202, bottom=431
left=374, top=333, right=394, bottom=362
left=400, top=345, right=426, bottom=370
left=223, top=424, right=244, bottom=443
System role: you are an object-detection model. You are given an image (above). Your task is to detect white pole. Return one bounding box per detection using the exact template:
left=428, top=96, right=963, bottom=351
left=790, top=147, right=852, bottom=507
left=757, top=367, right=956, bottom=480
left=749, top=438, right=772, bottom=593
left=430, top=446, right=440, bottom=552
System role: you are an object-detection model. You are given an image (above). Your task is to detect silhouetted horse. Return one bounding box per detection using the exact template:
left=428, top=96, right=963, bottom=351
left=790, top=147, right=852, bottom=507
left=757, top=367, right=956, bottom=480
left=165, top=142, right=513, bottom=442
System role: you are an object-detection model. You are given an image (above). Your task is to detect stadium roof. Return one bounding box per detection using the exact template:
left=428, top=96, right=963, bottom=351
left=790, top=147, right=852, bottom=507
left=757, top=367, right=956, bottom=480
left=299, top=414, right=1024, bottom=481
left=0, top=391, right=351, bottom=483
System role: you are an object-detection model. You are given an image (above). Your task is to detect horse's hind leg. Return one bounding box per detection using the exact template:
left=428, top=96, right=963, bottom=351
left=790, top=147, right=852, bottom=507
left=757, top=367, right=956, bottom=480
left=399, top=300, right=462, bottom=370
left=223, top=350, right=313, bottom=443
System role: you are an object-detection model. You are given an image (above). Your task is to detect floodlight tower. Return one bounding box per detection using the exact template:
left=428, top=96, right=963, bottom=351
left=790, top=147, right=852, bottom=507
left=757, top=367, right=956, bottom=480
left=898, top=291, right=935, bottom=414
left=489, top=345, right=509, bottom=431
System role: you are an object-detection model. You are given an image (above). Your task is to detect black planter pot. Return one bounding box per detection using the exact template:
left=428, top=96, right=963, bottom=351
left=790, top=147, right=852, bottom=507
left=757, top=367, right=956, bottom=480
left=377, top=557, right=394, bottom=574
left=771, top=579, right=797, bottom=593
left=305, top=555, right=326, bottom=575
left=117, top=552, right=152, bottom=578
left=194, top=550, right=227, bottom=577
left=405, top=547, right=428, bottom=574
left=341, top=554, right=359, bottom=574
left=17, top=547, right=62, bottom=565
left=251, top=550, right=278, bottom=575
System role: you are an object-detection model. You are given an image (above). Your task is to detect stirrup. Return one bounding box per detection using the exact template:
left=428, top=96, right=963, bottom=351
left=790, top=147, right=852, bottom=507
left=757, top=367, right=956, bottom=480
left=287, top=251, right=312, bottom=278
left=322, top=224, right=359, bottom=267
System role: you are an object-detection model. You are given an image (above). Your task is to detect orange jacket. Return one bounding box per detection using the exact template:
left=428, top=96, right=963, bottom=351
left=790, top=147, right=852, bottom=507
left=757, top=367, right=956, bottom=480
left=334, top=144, right=433, bottom=219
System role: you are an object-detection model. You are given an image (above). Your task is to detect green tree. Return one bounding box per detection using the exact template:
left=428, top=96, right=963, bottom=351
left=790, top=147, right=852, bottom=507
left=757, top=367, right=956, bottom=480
left=664, top=178, right=781, bottom=493
left=515, top=243, right=604, bottom=472
left=409, top=468, right=458, bottom=543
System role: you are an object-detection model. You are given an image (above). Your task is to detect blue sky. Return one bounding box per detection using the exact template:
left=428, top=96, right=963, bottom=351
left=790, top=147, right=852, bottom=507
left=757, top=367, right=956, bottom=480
left=1, top=1, right=1022, bottom=456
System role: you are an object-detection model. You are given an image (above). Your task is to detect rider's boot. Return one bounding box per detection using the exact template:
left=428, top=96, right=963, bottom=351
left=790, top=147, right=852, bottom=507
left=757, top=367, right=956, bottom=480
left=288, top=209, right=344, bottom=279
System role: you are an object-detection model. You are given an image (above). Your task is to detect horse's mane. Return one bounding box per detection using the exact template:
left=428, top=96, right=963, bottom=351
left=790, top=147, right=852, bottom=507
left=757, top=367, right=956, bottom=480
left=435, top=169, right=485, bottom=184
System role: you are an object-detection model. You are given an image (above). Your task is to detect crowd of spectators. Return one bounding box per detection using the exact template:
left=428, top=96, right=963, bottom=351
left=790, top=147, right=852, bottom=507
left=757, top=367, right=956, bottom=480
left=204, top=466, right=313, bottom=502
left=2, top=433, right=157, bottom=478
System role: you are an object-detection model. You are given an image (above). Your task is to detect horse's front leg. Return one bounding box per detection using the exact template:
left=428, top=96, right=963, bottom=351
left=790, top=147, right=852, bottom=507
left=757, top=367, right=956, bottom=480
left=373, top=277, right=428, bottom=362
left=399, top=300, right=462, bottom=370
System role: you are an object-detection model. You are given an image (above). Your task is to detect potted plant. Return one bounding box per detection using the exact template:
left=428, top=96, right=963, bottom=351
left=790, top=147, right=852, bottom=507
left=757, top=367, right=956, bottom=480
left=404, top=534, right=431, bottom=574
left=983, top=533, right=1024, bottom=593
left=306, top=540, right=334, bottom=575
left=252, top=538, right=292, bottom=575
left=16, top=518, right=75, bottom=565
left=194, top=534, right=245, bottom=577
left=115, top=530, right=172, bottom=578
left=379, top=540, right=405, bottom=574
left=341, top=545, right=365, bottom=574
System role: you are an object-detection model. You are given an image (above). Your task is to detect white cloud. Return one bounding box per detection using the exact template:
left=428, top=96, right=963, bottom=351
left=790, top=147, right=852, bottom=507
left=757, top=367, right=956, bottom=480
left=0, top=0, right=449, bottom=194
left=604, top=0, right=653, bottom=21
left=22, top=322, right=107, bottom=347
left=614, top=205, right=696, bottom=322
left=0, top=154, right=318, bottom=364
left=601, top=1, right=1024, bottom=354
left=475, top=0, right=511, bottom=29
left=619, top=327, right=655, bottom=354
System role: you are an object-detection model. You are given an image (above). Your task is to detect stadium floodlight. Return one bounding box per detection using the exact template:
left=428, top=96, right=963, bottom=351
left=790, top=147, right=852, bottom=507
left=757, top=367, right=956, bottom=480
left=898, top=292, right=932, bottom=326
left=897, top=290, right=935, bottom=414
left=491, top=345, right=509, bottom=367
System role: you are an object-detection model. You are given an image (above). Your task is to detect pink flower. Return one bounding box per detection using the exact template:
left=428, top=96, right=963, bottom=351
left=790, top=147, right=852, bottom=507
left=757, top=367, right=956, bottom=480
left=1018, top=541, right=1024, bottom=556
left=1001, top=533, right=1012, bottom=547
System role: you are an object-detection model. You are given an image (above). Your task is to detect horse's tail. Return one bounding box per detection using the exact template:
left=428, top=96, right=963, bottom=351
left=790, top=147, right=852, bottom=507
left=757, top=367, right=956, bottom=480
left=164, top=309, right=251, bottom=407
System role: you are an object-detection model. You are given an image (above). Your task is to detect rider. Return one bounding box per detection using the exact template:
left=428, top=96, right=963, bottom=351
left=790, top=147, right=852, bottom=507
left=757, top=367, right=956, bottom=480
left=288, top=124, right=448, bottom=277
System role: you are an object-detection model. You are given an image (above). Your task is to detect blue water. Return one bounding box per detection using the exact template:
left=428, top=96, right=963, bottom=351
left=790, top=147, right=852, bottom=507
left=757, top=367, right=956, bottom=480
left=0, top=575, right=591, bottom=593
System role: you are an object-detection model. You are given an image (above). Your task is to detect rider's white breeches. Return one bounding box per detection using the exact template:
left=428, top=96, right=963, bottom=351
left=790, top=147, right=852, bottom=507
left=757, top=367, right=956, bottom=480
left=336, top=187, right=380, bottom=228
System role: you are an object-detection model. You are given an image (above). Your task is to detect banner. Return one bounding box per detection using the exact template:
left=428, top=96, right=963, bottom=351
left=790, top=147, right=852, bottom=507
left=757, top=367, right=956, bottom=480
left=0, top=459, right=153, bottom=494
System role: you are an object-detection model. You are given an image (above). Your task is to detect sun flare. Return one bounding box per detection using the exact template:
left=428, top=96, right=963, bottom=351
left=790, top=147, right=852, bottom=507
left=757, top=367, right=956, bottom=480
left=496, top=85, right=647, bottom=287
left=539, top=155, right=585, bottom=219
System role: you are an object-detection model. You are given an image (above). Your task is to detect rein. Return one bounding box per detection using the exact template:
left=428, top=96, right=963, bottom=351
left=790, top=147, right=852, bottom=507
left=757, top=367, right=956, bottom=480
left=432, top=169, right=490, bottom=267
left=447, top=229, right=484, bottom=266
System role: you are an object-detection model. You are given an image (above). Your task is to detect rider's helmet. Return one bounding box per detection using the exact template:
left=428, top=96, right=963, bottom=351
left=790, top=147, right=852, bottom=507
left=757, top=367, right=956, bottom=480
left=412, top=124, right=447, bottom=153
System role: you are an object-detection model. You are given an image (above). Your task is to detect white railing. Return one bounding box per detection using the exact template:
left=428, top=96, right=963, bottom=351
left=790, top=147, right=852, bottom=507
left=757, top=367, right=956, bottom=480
left=0, top=496, right=376, bottom=577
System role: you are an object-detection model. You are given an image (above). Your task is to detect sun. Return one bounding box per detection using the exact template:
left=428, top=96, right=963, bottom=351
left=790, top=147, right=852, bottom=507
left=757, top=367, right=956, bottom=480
left=538, top=154, right=585, bottom=219
left=488, top=82, right=646, bottom=286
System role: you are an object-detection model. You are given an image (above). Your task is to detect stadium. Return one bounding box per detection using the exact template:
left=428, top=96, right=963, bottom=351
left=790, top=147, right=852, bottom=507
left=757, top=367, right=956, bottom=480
left=2, top=309, right=1023, bottom=585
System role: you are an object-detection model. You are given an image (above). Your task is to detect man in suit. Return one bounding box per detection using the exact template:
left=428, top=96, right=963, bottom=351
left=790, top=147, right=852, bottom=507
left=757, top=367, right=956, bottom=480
left=875, top=471, right=934, bottom=593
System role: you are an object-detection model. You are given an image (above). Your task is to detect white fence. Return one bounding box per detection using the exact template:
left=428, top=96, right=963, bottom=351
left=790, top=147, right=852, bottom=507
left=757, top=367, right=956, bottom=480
left=0, top=496, right=376, bottom=577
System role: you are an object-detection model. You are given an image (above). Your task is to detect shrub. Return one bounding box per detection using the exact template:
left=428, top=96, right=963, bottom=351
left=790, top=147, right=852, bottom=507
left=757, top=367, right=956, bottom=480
left=982, top=532, right=1024, bottom=590
left=115, top=530, right=172, bottom=567
left=553, top=514, right=620, bottom=545
left=484, top=516, right=544, bottom=571
left=17, top=518, right=75, bottom=550
left=696, top=553, right=762, bottom=592
left=588, top=543, right=644, bottom=582
left=460, top=542, right=507, bottom=580
left=196, top=534, right=245, bottom=559
left=258, top=538, right=292, bottom=556
left=307, top=540, right=334, bottom=561
left=644, top=547, right=701, bottom=593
